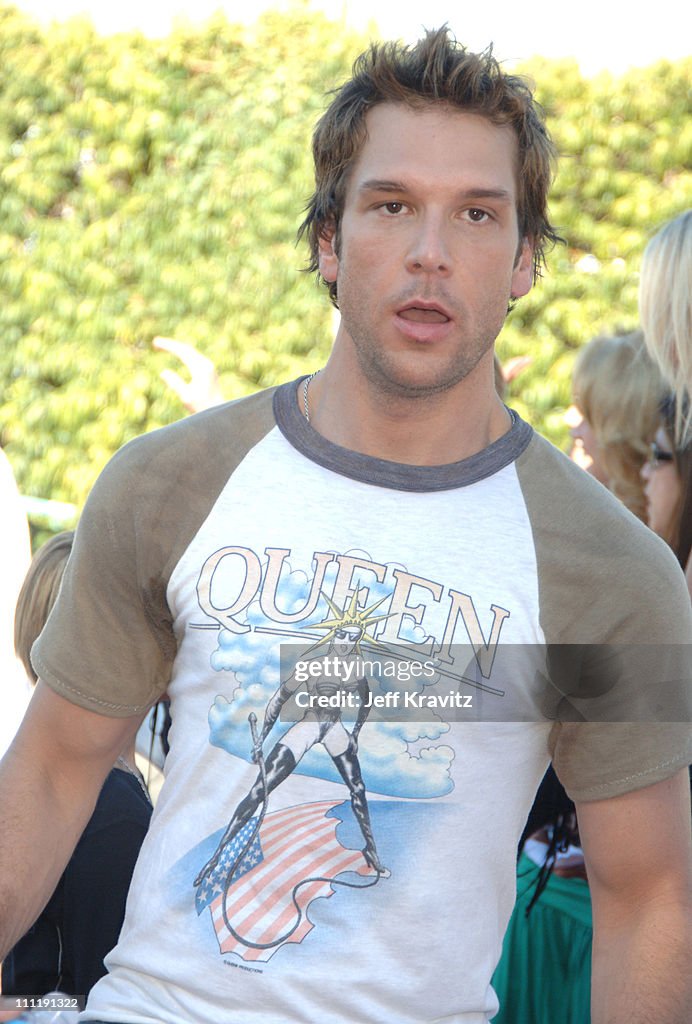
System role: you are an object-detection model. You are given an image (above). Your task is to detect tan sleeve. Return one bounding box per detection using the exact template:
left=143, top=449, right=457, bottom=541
left=516, top=433, right=692, bottom=800
left=32, top=388, right=277, bottom=716
left=548, top=722, right=692, bottom=801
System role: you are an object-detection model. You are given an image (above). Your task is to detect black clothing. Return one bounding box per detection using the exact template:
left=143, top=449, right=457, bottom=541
left=2, top=767, right=151, bottom=997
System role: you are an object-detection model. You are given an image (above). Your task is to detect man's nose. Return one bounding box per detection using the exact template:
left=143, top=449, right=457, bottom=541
left=405, top=215, right=451, bottom=275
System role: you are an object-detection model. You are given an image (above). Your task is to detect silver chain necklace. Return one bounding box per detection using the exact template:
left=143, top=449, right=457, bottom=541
left=302, top=370, right=320, bottom=423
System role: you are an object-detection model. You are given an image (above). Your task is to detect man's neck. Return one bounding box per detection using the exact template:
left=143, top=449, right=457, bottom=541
left=303, top=347, right=510, bottom=467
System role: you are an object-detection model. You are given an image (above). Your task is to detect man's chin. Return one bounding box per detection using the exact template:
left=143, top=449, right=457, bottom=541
left=356, top=356, right=480, bottom=401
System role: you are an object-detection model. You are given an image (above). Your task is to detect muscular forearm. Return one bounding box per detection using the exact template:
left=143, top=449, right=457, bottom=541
left=591, top=894, right=692, bottom=1023
left=0, top=742, right=101, bottom=955
left=579, top=771, right=692, bottom=1024
left=0, top=683, right=140, bottom=958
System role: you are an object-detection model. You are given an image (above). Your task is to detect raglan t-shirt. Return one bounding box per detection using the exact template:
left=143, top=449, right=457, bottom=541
left=33, top=379, right=692, bottom=1024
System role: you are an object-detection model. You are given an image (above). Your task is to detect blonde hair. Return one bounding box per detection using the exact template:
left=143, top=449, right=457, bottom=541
left=14, top=531, right=74, bottom=684
left=639, top=210, right=692, bottom=444
left=572, top=330, right=666, bottom=520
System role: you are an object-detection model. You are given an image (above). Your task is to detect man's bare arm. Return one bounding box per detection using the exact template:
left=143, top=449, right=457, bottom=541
left=0, top=680, right=145, bottom=958
left=577, top=768, right=692, bottom=1024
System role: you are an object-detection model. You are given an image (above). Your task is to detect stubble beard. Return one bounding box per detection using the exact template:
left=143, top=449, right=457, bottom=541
left=339, top=295, right=505, bottom=403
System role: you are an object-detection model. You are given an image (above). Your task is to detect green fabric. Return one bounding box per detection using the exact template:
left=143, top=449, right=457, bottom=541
left=491, top=852, right=592, bottom=1024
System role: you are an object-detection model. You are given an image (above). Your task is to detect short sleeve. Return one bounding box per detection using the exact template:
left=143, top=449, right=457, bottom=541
left=32, top=391, right=278, bottom=716
left=549, top=722, right=692, bottom=801
left=516, top=432, right=692, bottom=801
left=31, top=434, right=178, bottom=715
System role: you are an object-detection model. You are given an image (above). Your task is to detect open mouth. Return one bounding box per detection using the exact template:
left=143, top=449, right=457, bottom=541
left=398, top=306, right=450, bottom=324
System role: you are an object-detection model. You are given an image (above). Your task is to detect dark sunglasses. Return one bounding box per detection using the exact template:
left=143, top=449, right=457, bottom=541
left=649, top=442, right=675, bottom=468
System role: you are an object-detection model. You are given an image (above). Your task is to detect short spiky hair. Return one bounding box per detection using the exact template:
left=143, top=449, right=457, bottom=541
left=298, top=27, right=561, bottom=306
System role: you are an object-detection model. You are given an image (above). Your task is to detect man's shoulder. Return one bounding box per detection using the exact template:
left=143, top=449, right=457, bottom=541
left=519, top=428, right=613, bottom=494
left=517, top=429, right=690, bottom=642
left=518, top=428, right=657, bottom=541
left=115, top=385, right=278, bottom=468
left=86, top=385, right=279, bottom=511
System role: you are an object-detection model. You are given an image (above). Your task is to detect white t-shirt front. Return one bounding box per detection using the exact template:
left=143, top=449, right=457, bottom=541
left=33, top=381, right=692, bottom=1024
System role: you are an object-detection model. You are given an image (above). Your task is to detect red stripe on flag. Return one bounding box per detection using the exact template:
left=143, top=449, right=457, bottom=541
left=209, top=801, right=374, bottom=960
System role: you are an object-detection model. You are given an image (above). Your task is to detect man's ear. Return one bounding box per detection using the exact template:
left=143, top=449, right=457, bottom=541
left=510, top=238, right=534, bottom=299
left=318, top=222, right=339, bottom=283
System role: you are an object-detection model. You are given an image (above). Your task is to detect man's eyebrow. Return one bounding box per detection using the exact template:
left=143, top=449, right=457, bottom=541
left=460, top=188, right=514, bottom=203
left=358, top=180, right=514, bottom=202
left=358, top=179, right=408, bottom=193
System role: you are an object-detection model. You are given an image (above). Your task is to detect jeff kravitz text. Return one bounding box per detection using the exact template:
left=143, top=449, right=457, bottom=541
left=294, top=689, right=474, bottom=710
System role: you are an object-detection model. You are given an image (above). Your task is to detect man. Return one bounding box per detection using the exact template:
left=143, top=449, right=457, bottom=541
left=1, top=28, right=690, bottom=1024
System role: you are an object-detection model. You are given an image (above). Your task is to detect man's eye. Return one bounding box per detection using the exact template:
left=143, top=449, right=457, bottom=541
left=466, top=208, right=489, bottom=222
left=383, top=202, right=404, bottom=214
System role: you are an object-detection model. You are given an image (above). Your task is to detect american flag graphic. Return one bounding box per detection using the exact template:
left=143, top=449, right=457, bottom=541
left=195, top=800, right=375, bottom=962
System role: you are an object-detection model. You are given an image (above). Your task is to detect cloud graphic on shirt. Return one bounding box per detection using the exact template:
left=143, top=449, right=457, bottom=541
left=204, top=550, right=455, bottom=797
left=362, top=727, right=455, bottom=797
left=209, top=561, right=322, bottom=673
left=207, top=692, right=454, bottom=798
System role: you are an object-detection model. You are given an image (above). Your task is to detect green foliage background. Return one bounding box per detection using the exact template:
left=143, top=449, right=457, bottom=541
left=0, top=1, right=690, bottom=524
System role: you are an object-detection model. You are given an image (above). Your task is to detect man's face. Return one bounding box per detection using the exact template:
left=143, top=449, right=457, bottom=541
left=318, top=103, right=533, bottom=398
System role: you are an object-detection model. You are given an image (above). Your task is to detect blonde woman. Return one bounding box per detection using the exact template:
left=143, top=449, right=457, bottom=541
left=640, top=209, right=692, bottom=594
left=570, top=329, right=666, bottom=521
left=640, top=210, right=692, bottom=443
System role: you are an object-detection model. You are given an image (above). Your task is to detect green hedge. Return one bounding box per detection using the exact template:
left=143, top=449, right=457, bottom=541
left=500, top=55, right=692, bottom=438
left=0, top=2, right=690, bottom=513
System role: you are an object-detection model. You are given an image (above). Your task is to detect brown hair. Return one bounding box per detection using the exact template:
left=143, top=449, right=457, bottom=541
left=572, top=330, right=666, bottom=521
left=298, top=26, right=561, bottom=305
left=14, top=531, right=74, bottom=684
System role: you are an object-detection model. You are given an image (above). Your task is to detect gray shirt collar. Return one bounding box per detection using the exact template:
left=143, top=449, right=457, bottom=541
left=273, top=377, right=533, bottom=492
